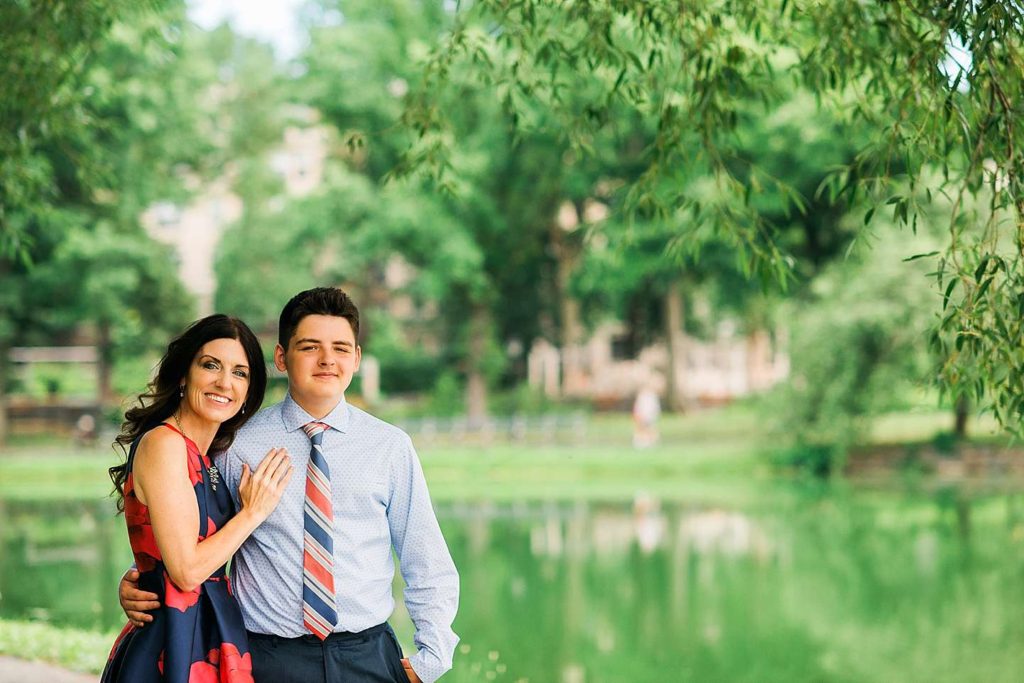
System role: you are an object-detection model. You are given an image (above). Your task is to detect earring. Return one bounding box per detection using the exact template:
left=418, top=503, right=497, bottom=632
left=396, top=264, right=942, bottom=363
left=179, top=385, right=185, bottom=398
left=241, top=404, right=246, bottom=415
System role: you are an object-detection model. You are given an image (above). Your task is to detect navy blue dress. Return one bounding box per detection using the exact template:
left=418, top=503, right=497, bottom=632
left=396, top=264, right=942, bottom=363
left=102, top=423, right=254, bottom=683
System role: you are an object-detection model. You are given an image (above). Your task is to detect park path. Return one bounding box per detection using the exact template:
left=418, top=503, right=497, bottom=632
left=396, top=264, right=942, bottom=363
left=0, top=656, right=94, bottom=683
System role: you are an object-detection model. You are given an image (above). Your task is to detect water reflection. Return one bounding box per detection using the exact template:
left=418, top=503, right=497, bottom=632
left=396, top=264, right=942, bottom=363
left=3, top=490, right=1024, bottom=682
left=0, top=499, right=131, bottom=629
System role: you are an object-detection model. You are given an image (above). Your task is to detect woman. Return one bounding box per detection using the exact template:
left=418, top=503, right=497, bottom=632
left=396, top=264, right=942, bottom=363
left=102, top=314, right=293, bottom=683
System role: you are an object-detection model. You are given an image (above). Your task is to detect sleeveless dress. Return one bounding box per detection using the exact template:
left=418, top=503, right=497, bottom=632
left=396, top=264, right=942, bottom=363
left=102, top=423, right=254, bottom=683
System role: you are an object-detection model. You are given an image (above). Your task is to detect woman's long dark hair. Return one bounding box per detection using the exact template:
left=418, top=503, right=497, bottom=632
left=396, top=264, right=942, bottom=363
left=109, top=314, right=267, bottom=512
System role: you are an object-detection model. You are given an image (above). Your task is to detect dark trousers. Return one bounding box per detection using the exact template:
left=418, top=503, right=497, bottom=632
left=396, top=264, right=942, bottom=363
left=247, top=623, right=408, bottom=683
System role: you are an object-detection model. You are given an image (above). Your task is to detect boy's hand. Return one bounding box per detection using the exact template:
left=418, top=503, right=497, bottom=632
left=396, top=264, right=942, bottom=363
left=119, top=568, right=160, bottom=627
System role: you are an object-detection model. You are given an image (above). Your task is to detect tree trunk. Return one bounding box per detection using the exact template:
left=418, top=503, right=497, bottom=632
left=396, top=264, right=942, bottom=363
left=745, top=328, right=773, bottom=392
left=0, top=343, right=9, bottom=447
left=553, top=214, right=583, bottom=396
left=954, top=394, right=969, bottom=439
left=465, top=304, right=489, bottom=427
left=560, top=289, right=584, bottom=396
left=663, top=279, right=686, bottom=413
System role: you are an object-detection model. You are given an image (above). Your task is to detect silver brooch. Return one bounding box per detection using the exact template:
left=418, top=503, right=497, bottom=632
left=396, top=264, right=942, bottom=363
left=208, top=464, right=220, bottom=491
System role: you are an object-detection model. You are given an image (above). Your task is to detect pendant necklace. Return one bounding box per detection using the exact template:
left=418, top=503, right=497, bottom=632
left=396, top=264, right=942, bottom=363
left=173, top=410, right=219, bottom=491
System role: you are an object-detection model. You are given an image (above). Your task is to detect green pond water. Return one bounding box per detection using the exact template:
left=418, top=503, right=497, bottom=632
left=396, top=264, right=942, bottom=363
left=2, top=486, right=1023, bottom=682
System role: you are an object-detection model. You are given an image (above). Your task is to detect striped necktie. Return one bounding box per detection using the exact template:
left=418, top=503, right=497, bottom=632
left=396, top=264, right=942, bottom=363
left=301, top=420, right=337, bottom=640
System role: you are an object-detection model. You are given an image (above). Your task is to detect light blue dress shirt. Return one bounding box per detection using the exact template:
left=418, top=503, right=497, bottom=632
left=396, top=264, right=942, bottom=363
left=218, top=394, right=460, bottom=683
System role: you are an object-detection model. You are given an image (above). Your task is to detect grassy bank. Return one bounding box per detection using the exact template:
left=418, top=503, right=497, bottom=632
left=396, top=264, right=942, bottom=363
left=0, top=404, right=770, bottom=504
left=0, top=403, right=1005, bottom=504
left=0, top=619, right=119, bottom=674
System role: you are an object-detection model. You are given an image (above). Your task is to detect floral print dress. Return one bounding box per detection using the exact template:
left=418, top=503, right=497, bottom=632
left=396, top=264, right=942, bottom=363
left=102, top=423, right=254, bottom=683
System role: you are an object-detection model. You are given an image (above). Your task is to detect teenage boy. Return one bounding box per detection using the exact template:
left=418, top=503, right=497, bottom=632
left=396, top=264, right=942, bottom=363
left=120, top=287, right=459, bottom=683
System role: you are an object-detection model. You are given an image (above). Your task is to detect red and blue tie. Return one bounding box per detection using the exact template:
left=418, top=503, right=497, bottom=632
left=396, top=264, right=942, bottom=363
left=301, top=421, right=337, bottom=640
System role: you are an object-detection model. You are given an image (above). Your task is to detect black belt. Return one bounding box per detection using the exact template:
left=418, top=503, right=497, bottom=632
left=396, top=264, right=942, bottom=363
left=247, top=622, right=387, bottom=645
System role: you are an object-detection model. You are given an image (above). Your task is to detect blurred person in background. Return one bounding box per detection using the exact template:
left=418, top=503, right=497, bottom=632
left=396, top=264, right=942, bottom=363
left=103, top=314, right=292, bottom=682
left=632, top=380, right=662, bottom=449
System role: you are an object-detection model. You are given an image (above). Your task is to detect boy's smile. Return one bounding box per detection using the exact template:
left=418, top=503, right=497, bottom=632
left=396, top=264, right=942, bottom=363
left=274, top=314, right=361, bottom=418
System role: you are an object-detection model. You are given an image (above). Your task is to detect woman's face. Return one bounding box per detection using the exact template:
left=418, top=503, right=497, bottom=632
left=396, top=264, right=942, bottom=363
left=180, top=337, right=251, bottom=426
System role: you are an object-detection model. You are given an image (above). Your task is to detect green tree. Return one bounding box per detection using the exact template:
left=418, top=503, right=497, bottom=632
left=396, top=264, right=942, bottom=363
left=0, top=2, right=208, bottom=442
left=0, top=0, right=182, bottom=257
left=297, top=0, right=550, bottom=418
left=35, top=225, right=191, bottom=402
left=570, top=83, right=869, bottom=411
left=401, top=0, right=1024, bottom=429
left=216, top=166, right=379, bottom=329
left=773, top=220, right=941, bottom=475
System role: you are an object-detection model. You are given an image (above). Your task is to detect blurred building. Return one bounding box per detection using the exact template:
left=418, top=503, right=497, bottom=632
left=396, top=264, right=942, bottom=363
left=141, top=106, right=332, bottom=315
left=141, top=175, right=243, bottom=316
left=375, top=255, right=441, bottom=352
left=269, top=106, right=331, bottom=197
left=528, top=322, right=789, bottom=407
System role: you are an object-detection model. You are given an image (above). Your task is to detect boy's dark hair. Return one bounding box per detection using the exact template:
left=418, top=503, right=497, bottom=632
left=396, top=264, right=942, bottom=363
left=278, top=287, right=360, bottom=349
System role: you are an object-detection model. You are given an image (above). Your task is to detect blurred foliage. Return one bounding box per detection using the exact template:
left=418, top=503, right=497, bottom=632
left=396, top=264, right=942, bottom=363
left=0, top=1, right=213, bottom=254
left=15, top=363, right=95, bottom=400
left=1, top=7, right=308, bottom=418
left=0, top=2, right=200, bottom=413
left=771, top=211, right=947, bottom=473
left=574, top=85, right=867, bottom=344
left=427, top=371, right=464, bottom=417
left=5, top=0, right=1023, bottom=450
left=401, top=0, right=1024, bottom=431
left=0, top=0, right=149, bottom=257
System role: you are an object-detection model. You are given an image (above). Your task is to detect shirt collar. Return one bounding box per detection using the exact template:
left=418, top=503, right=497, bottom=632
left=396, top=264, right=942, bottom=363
left=280, top=393, right=350, bottom=434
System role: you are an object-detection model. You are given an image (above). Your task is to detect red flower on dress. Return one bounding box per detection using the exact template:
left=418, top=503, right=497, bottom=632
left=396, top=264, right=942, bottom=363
left=187, top=451, right=204, bottom=486
left=184, top=645, right=253, bottom=683
left=164, top=572, right=200, bottom=612
left=189, top=660, right=219, bottom=683
left=199, top=516, right=218, bottom=541
left=127, top=522, right=159, bottom=570
left=218, top=643, right=254, bottom=683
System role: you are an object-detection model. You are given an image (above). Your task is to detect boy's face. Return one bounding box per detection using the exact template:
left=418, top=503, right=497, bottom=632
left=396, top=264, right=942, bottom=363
left=274, top=314, right=361, bottom=410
